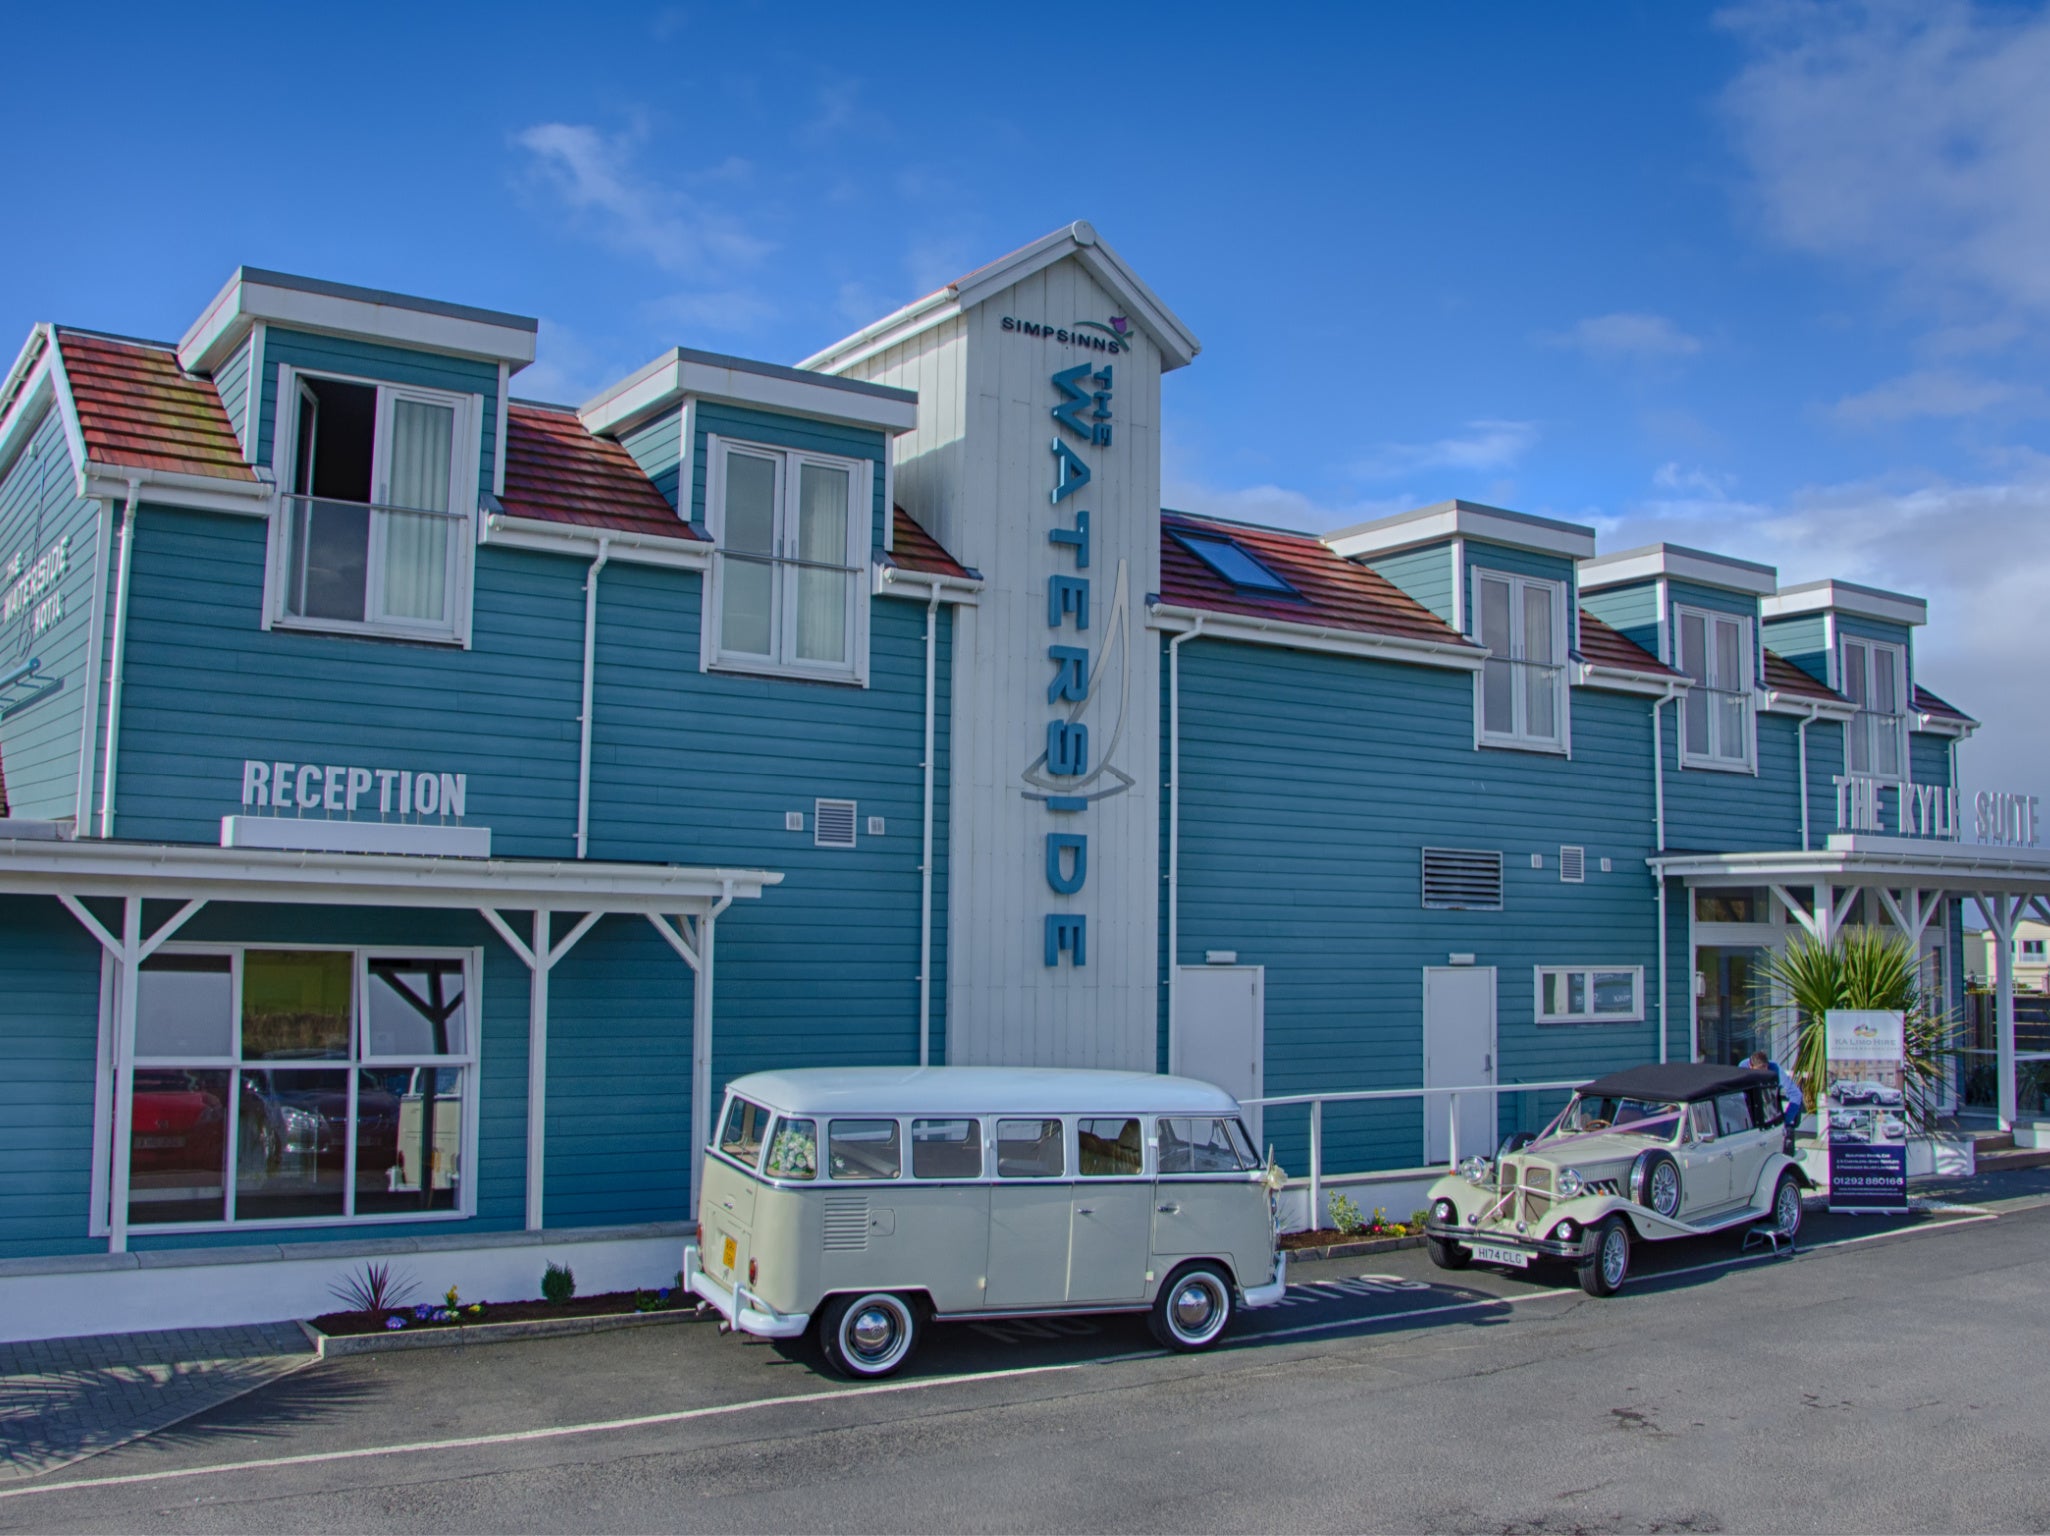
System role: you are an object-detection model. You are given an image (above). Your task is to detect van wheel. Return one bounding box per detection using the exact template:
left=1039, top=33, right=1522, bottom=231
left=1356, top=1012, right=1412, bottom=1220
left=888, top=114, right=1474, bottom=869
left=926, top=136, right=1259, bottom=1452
left=818, top=1292, right=920, bottom=1378
left=1426, top=1237, right=1472, bottom=1270
left=1149, top=1261, right=1235, bottom=1351
left=1578, top=1216, right=1630, bottom=1298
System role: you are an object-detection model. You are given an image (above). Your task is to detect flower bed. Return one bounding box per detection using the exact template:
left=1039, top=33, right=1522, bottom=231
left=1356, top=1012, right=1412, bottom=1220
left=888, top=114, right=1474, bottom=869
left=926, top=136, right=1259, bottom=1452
left=313, top=1287, right=684, bottom=1338
left=1280, top=1224, right=1418, bottom=1251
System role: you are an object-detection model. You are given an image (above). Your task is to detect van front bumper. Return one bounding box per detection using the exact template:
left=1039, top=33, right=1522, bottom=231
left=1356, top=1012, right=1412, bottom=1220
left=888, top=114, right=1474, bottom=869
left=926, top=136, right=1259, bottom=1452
left=1241, top=1252, right=1288, bottom=1309
left=1424, top=1221, right=1593, bottom=1261
left=683, top=1242, right=812, bottom=1340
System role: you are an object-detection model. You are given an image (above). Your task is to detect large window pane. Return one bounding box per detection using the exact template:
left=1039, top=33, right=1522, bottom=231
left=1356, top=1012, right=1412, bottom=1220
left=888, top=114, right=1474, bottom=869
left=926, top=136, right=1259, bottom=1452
left=1524, top=656, right=1558, bottom=740
left=242, top=950, right=351, bottom=1061
left=827, top=1119, right=901, bottom=1180
left=720, top=557, right=774, bottom=655
left=910, top=1118, right=980, bottom=1179
left=997, top=1117, right=1065, bottom=1178
left=1592, top=972, right=1637, bottom=1015
left=291, top=498, right=370, bottom=623
left=793, top=461, right=850, bottom=661
left=365, top=958, right=467, bottom=1057
left=1077, top=1117, right=1142, bottom=1176
left=1842, top=643, right=1868, bottom=707
left=1521, top=582, right=1554, bottom=666
left=128, top=1069, right=228, bottom=1224
left=387, top=399, right=454, bottom=514
left=765, top=1117, right=818, bottom=1180
left=136, top=955, right=233, bottom=1059
left=1482, top=658, right=1514, bottom=735
left=723, top=453, right=777, bottom=555
left=354, top=1066, right=461, bottom=1214
left=1478, top=575, right=1511, bottom=652
left=235, top=1067, right=348, bottom=1220
left=383, top=398, right=455, bottom=624
left=795, top=567, right=849, bottom=664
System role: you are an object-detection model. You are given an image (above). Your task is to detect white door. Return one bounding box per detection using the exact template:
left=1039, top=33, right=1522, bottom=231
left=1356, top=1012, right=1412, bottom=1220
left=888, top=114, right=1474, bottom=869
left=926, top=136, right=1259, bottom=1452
left=1424, top=967, right=1497, bottom=1165
left=1173, top=966, right=1264, bottom=1140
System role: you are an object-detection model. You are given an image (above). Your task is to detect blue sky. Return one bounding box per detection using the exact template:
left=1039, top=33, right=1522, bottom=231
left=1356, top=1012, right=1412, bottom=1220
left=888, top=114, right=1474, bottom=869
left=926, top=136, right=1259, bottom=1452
left=4, top=1, right=2045, bottom=797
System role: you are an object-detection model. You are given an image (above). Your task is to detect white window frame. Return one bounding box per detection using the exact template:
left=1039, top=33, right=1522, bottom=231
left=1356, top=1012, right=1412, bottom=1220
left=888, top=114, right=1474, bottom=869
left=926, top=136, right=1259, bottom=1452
left=1534, top=964, right=1645, bottom=1025
left=1472, top=568, right=1570, bottom=754
left=264, top=364, right=482, bottom=648
left=92, top=943, right=482, bottom=1236
left=1675, top=604, right=1757, bottom=773
left=702, top=434, right=873, bottom=686
left=1839, top=636, right=1909, bottom=783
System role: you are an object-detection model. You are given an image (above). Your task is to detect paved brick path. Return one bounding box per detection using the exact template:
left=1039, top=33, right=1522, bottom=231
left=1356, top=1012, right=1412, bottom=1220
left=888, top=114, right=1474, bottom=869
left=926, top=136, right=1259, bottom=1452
left=0, top=1323, right=313, bottom=1481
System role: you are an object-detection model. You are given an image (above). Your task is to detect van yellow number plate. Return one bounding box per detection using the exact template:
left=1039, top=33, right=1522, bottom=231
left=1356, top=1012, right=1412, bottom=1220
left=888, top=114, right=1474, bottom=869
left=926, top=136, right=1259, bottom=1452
left=721, top=1236, right=737, bottom=1270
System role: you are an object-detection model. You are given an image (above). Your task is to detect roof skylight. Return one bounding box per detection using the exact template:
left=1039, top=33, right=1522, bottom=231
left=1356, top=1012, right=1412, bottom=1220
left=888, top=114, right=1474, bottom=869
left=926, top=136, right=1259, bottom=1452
left=1173, top=532, right=1295, bottom=594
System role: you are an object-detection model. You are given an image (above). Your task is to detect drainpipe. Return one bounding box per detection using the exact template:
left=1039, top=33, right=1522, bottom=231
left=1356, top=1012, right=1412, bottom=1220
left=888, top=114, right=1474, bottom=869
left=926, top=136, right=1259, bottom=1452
left=1796, top=703, right=1822, bottom=851
left=96, top=479, right=141, bottom=838
left=1165, top=614, right=1206, bottom=1070
left=1652, top=685, right=1680, bottom=1063
left=917, top=579, right=941, bottom=1066
left=573, top=537, right=612, bottom=859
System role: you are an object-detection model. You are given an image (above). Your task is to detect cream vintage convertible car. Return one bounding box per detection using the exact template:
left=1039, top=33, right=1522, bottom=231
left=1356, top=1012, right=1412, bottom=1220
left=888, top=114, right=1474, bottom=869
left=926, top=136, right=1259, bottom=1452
left=1422, top=1063, right=1811, bottom=1296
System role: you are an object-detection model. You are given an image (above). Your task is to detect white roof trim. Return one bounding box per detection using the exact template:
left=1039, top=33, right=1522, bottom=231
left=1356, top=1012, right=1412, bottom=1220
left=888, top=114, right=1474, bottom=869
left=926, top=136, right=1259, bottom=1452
left=479, top=512, right=712, bottom=572
left=1324, top=501, right=1598, bottom=563
left=1149, top=603, right=1482, bottom=672
left=180, top=268, right=539, bottom=375
left=579, top=348, right=918, bottom=439
left=1579, top=542, right=1778, bottom=597
left=0, top=345, right=63, bottom=488
left=0, top=837, right=779, bottom=911
left=873, top=563, right=983, bottom=605
left=1574, top=661, right=1685, bottom=698
left=1653, top=835, right=2050, bottom=895
left=81, top=472, right=273, bottom=518
left=1762, top=579, right=1927, bottom=628
left=1762, top=688, right=1857, bottom=721
left=801, top=220, right=1202, bottom=375
left=1916, top=708, right=1977, bottom=740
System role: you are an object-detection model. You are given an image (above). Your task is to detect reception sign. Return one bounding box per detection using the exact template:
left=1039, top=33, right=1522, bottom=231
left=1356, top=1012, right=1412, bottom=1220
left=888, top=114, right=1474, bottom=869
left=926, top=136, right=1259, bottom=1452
left=1823, top=1009, right=1908, bottom=1213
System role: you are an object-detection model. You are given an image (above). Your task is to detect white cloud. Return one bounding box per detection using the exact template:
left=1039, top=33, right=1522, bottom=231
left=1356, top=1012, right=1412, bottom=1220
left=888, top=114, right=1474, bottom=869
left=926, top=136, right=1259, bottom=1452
left=645, top=289, right=781, bottom=335
left=1159, top=476, right=1417, bottom=534
left=1831, top=368, right=2049, bottom=425
left=1720, top=1, right=2050, bottom=321
left=1540, top=312, right=1703, bottom=360
left=514, top=122, right=772, bottom=279
left=1353, top=419, right=1539, bottom=481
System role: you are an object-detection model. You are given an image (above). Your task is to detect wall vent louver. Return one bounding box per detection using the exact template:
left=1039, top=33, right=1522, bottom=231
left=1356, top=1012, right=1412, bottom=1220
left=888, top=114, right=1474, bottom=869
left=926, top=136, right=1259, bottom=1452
left=1420, top=847, right=1505, bottom=911
left=822, top=1194, right=869, bottom=1251
left=814, top=798, right=858, bottom=848
left=1560, top=845, right=1586, bottom=883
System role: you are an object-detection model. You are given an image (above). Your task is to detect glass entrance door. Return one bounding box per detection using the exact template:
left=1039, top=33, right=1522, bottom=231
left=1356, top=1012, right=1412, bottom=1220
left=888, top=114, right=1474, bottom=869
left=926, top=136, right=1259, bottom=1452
left=1696, top=946, right=1769, bottom=1065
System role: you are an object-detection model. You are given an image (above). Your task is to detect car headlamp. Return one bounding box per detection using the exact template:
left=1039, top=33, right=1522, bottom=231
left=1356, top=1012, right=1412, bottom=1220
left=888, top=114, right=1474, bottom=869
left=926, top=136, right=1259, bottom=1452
left=1459, top=1155, right=1492, bottom=1187
left=1432, top=1197, right=1457, bottom=1225
left=1557, top=1167, right=1586, bottom=1200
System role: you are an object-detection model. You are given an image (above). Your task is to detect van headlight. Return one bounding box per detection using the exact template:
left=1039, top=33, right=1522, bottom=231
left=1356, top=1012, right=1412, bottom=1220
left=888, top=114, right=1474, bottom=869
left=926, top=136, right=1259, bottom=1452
left=1432, top=1197, right=1457, bottom=1224
left=1459, top=1156, right=1492, bottom=1187
left=1556, top=1167, right=1586, bottom=1199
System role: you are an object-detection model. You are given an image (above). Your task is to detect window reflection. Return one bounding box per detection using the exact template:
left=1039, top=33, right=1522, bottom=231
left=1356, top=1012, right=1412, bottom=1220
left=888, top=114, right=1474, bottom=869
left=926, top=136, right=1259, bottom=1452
left=366, top=958, right=466, bottom=1057
left=128, top=1069, right=229, bottom=1224
left=242, top=950, right=351, bottom=1060
left=355, top=1067, right=461, bottom=1214
left=235, top=1068, right=349, bottom=1220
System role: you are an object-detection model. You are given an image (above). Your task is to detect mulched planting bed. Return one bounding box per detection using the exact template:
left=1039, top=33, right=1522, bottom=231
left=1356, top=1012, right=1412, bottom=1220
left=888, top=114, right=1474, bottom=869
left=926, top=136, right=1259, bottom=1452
left=1280, top=1226, right=1419, bottom=1251
left=313, top=1291, right=687, bottom=1337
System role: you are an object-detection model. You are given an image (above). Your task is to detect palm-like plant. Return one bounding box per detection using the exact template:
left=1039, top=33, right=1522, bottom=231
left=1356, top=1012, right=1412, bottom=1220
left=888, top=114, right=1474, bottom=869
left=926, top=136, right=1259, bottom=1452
left=1753, top=926, right=1959, bottom=1131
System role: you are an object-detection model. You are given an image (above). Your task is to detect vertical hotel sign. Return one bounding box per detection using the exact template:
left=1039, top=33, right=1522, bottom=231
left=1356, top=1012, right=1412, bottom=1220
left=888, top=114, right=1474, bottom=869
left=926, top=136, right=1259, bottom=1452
left=1023, top=331, right=1134, bottom=968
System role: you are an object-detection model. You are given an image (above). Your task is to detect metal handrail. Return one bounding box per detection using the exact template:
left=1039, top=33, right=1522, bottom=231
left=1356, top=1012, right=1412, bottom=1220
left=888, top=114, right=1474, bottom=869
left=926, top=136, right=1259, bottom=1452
left=280, top=491, right=470, bottom=521
left=1242, top=1078, right=1591, bottom=1225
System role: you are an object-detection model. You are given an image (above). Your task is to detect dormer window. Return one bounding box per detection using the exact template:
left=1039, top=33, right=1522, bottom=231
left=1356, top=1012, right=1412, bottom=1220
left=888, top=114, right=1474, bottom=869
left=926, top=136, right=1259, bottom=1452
left=1841, top=636, right=1907, bottom=780
left=1475, top=569, right=1567, bottom=752
left=273, top=370, right=476, bottom=643
left=1676, top=607, right=1755, bottom=770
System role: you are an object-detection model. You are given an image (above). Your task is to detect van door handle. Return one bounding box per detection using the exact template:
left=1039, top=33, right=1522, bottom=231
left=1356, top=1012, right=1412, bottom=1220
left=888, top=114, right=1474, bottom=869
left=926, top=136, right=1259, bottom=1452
left=1075, top=1207, right=1095, bottom=1216
left=1157, top=1203, right=1180, bottom=1215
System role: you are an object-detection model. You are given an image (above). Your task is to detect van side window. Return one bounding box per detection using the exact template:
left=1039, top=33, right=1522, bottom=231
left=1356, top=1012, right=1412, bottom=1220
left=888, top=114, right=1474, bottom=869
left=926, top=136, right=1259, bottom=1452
left=996, top=1118, right=1064, bottom=1178
left=911, top=1118, right=981, bottom=1179
left=719, top=1095, right=771, bottom=1168
left=828, top=1119, right=901, bottom=1180
left=765, top=1118, right=817, bottom=1180
left=1077, top=1118, right=1142, bottom=1177
left=1158, top=1117, right=1257, bottom=1174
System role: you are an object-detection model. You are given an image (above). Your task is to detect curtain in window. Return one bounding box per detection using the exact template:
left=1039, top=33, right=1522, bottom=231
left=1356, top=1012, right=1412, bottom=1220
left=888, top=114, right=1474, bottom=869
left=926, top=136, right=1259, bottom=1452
left=1713, top=617, right=1746, bottom=759
left=721, top=452, right=778, bottom=655
left=383, top=399, right=454, bottom=623
left=1521, top=580, right=1556, bottom=739
left=1680, top=612, right=1710, bottom=754
left=1479, top=576, right=1514, bottom=735
left=794, top=463, right=849, bottom=664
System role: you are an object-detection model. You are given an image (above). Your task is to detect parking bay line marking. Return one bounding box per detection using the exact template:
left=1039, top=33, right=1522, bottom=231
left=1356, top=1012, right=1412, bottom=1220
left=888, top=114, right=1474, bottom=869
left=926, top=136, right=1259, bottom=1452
left=2, top=1212, right=2004, bottom=1505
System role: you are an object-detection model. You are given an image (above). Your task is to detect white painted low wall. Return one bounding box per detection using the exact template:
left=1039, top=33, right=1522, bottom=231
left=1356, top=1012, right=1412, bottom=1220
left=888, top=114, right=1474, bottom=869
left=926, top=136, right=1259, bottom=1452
left=0, top=1223, right=692, bottom=1343
left=1278, top=1169, right=1443, bottom=1234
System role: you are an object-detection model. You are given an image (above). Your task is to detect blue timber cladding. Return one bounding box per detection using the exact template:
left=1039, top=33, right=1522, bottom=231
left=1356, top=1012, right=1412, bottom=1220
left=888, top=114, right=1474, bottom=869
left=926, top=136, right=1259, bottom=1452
left=1165, top=637, right=1661, bottom=1175
left=1911, top=731, right=1954, bottom=791
left=0, top=896, right=104, bottom=1259
left=108, top=506, right=586, bottom=853
left=1360, top=546, right=1455, bottom=626
left=688, top=402, right=890, bottom=550
left=620, top=410, right=684, bottom=510
left=584, top=562, right=952, bottom=1087
left=210, top=332, right=253, bottom=458
left=1659, top=704, right=1844, bottom=854
left=0, top=410, right=100, bottom=819
left=254, top=328, right=500, bottom=498
left=1582, top=582, right=1663, bottom=663
left=1762, top=614, right=1829, bottom=687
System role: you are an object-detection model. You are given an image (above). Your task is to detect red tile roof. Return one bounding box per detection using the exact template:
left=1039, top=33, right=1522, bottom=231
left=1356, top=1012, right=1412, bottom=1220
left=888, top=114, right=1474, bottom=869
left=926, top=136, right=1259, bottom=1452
left=1160, top=511, right=1474, bottom=649
left=887, top=507, right=974, bottom=579
left=1914, top=682, right=1975, bottom=724
left=1578, top=612, right=1681, bottom=679
left=53, top=329, right=256, bottom=481
left=1763, top=649, right=1849, bottom=704
left=501, top=402, right=700, bottom=539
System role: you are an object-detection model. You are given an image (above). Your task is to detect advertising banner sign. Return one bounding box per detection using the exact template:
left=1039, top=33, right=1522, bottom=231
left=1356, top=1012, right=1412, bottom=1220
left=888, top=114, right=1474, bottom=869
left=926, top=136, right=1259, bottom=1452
left=1823, top=1009, right=1908, bottom=1213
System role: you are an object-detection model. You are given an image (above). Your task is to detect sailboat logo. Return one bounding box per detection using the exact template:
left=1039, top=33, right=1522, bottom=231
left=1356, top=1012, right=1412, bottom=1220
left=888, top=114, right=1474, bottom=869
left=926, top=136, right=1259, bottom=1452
left=1019, top=557, right=1135, bottom=804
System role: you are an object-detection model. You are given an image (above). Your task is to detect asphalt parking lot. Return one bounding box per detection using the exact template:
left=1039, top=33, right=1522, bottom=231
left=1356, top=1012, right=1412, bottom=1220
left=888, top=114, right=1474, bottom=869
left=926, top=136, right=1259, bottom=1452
left=6, top=1174, right=2048, bottom=1534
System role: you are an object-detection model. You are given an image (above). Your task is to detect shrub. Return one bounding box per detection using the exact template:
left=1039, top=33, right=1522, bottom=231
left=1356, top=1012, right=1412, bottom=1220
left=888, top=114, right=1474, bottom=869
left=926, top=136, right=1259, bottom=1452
left=1326, top=1193, right=1366, bottom=1234
left=1408, top=1208, right=1431, bottom=1234
left=328, top=1261, right=417, bottom=1315
left=542, top=1261, right=577, bottom=1305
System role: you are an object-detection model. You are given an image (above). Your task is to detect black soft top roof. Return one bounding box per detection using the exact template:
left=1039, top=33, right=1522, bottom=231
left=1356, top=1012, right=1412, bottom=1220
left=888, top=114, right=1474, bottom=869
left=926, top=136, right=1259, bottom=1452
left=1579, top=1062, right=1778, bottom=1104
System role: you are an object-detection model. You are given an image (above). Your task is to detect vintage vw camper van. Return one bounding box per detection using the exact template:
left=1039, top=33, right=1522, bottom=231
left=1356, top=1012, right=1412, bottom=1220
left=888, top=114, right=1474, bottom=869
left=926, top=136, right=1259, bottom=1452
left=684, top=1066, right=1287, bottom=1377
